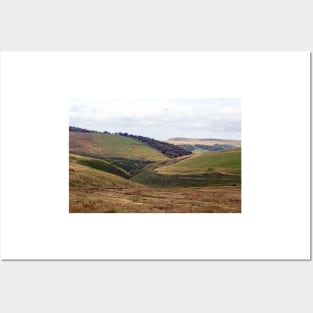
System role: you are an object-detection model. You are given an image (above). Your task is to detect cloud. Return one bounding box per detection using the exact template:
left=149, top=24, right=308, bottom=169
left=69, top=98, right=241, bottom=140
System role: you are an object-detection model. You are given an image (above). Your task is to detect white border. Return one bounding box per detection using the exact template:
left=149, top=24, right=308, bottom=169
left=0, top=52, right=310, bottom=259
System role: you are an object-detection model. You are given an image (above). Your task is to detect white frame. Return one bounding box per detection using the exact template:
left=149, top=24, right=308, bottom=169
left=0, top=52, right=310, bottom=260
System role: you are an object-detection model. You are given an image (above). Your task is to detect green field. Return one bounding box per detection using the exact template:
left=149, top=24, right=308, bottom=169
left=130, top=148, right=241, bottom=187
left=70, top=132, right=168, bottom=161
left=155, top=148, right=241, bottom=175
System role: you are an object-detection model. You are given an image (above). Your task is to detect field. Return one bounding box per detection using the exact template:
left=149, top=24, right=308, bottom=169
left=70, top=156, right=240, bottom=213
left=167, top=138, right=241, bottom=147
left=70, top=185, right=241, bottom=213
left=69, top=130, right=241, bottom=213
left=156, top=148, right=241, bottom=175
left=70, top=132, right=168, bottom=161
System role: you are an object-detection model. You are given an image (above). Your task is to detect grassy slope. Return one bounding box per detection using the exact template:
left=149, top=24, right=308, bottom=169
left=155, top=148, right=241, bottom=175
left=69, top=156, right=241, bottom=213
left=70, top=154, right=131, bottom=179
left=131, top=148, right=241, bottom=187
left=70, top=161, right=137, bottom=190
left=70, top=131, right=168, bottom=161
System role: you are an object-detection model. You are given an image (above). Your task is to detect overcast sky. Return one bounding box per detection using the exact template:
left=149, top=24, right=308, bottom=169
left=69, top=98, right=241, bottom=141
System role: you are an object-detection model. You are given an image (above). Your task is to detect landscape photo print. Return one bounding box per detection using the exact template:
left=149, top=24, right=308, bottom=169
left=69, top=98, right=241, bottom=213
left=1, top=52, right=309, bottom=259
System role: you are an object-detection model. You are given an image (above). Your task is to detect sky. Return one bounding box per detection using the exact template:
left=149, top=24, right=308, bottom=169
left=69, top=98, right=241, bottom=141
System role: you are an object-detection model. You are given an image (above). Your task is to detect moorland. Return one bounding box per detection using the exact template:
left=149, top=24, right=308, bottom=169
left=69, top=127, right=241, bottom=213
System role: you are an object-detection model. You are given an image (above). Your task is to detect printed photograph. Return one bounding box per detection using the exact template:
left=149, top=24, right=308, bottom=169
left=69, top=98, right=241, bottom=213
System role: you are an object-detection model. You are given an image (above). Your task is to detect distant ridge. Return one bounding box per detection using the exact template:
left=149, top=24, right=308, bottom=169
left=167, top=137, right=241, bottom=148
left=168, top=137, right=240, bottom=142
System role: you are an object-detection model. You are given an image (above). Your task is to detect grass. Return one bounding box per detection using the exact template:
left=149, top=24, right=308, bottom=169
left=70, top=153, right=131, bottom=178
left=131, top=167, right=241, bottom=187
left=70, top=131, right=168, bottom=161
left=70, top=186, right=241, bottom=213
left=130, top=148, right=241, bottom=187
left=69, top=161, right=137, bottom=189
left=88, top=156, right=152, bottom=176
left=76, top=159, right=131, bottom=179
left=69, top=154, right=241, bottom=213
left=69, top=132, right=241, bottom=213
left=71, top=153, right=153, bottom=176
left=155, top=148, right=241, bottom=175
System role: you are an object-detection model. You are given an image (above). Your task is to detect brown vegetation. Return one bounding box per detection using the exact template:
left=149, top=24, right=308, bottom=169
left=69, top=129, right=241, bottom=213
left=70, top=186, right=241, bottom=213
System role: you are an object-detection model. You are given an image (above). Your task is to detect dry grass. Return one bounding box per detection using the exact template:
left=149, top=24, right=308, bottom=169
left=69, top=132, right=168, bottom=161
left=69, top=150, right=241, bottom=213
left=70, top=184, right=241, bottom=213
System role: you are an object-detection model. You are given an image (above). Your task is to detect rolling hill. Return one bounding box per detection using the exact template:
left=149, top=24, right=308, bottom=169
left=69, top=152, right=240, bottom=213
left=69, top=127, right=241, bottom=212
left=70, top=154, right=136, bottom=188
left=70, top=131, right=168, bottom=161
left=70, top=153, right=132, bottom=179
left=131, top=148, right=241, bottom=187
left=167, top=137, right=241, bottom=153
left=155, top=148, right=241, bottom=175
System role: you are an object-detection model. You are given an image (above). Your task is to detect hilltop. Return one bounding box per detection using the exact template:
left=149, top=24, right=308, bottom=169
left=69, top=126, right=191, bottom=159
left=167, top=137, right=241, bottom=153
left=70, top=129, right=168, bottom=161
left=167, top=137, right=241, bottom=146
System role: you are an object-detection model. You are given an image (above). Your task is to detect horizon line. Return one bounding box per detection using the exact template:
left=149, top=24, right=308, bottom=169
left=69, top=125, right=241, bottom=142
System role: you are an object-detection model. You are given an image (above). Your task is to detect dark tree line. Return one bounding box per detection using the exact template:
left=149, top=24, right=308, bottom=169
left=69, top=126, right=110, bottom=134
left=118, top=133, right=192, bottom=158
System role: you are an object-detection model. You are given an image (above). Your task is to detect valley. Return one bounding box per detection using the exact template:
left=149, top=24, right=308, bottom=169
left=69, top=127, right=241, bottom=213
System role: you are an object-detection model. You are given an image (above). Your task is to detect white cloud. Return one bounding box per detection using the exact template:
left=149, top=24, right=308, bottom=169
left=69, top=98, right=241, bottom=140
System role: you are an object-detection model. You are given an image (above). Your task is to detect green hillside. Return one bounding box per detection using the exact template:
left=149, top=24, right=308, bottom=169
left=70, top=154, right=131, bottom=179
left=155, top=148, right=241, bottom=175
left=69, top=131, right=169, bottom=161
left=70, top=156, right=137, bottom=189
left=131, top=148, right=241, bottom=187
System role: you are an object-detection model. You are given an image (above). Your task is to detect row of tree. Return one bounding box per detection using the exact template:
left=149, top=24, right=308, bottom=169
left=69, top=126, right=110, bottom=134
